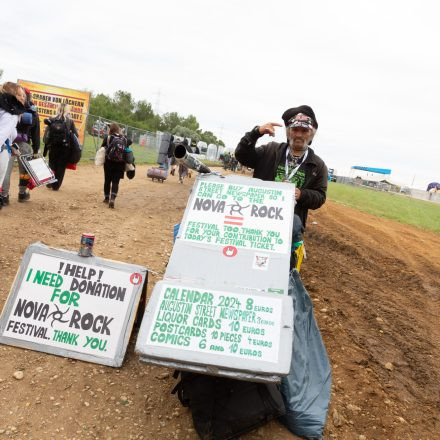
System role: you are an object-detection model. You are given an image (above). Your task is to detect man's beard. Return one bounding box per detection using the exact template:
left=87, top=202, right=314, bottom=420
left=288, top=138, right=308, bottom=152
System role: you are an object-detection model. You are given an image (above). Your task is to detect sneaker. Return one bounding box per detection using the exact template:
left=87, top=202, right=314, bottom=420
left=103, top=197, right=109, bottom=203
left=18, top=192, right=31, bottom=203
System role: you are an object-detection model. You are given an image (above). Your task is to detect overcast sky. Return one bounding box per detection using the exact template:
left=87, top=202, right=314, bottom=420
left=1, top=0, right=439, bottom=189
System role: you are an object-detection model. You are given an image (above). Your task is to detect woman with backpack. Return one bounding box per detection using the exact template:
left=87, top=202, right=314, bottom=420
left=43, top=103, right=78, bottom=191
left=102, top=123, right=133, bottom=208
left=0, top=82, right=27, bottom=209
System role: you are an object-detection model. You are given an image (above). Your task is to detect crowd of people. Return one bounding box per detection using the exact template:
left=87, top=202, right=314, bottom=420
left=1, top=81, right=329, bottom=263
left=0, top=81, right=137, bottom=211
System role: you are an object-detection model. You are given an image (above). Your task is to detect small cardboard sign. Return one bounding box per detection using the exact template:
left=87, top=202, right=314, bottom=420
left=0, top=243, right=147, bottom=367
left=136, top=280, right=293, bottom=379
left=166, top=175, right=295, bottom=297
left=180, top=179, right=293, bottom=254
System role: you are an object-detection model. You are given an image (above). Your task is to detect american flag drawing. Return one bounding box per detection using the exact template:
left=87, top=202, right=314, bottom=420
left=224, top=216, right=244, bottom=226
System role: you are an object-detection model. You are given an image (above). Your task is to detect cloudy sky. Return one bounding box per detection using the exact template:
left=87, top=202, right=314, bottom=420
left=1, top=0, right=439, bottom=189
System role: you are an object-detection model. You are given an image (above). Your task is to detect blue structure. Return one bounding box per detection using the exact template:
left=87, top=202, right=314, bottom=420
left=351, top=166, right=391, bottom=175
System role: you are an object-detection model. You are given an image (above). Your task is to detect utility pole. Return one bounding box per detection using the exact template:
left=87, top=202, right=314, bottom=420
left=154, top=89, right=161, bottom=115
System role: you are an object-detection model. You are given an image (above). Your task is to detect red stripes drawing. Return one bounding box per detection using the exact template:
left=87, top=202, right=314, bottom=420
left=224, top=216, right=243, bottom=226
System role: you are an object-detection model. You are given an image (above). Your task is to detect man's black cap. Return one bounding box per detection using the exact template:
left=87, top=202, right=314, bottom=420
left=282, top=105, right=318, bottom=129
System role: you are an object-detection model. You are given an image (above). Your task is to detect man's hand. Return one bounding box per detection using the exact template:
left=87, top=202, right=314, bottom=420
left=258, top=122, right=283, bottom=137
left=295, top=188, right=301, bottom=200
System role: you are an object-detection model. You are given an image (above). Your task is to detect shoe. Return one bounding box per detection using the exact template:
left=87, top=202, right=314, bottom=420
left=103, top=197, right=109, bottom=203
left=170, top=169, right=175, bottom=176
left=18, top=192, right=30, bottom=203
left=46, top=183, right=52, bottom=189
left=1, top=195, right=9, bottom=205
left=109, top=200, right=115, bottom=209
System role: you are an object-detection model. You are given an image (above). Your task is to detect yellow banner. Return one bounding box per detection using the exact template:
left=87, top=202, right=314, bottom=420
left=18, top=79, right=91, bottom=145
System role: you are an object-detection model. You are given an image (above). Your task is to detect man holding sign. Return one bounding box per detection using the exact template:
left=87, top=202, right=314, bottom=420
left=235, top=105, right=328, bottom=269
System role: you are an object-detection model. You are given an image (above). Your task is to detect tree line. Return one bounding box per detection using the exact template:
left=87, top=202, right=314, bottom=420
left=89, top=90, right=224, bottom=146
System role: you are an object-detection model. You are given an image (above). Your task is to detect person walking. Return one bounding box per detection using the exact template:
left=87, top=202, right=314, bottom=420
left=43, top=103, right=78, bottom=191
left=0, top=82, right=27, bottom=209
left=102, top=123, right=133, bottom=208
left=1, top=88, right=40, bottom=203
left=235, top=105, right=328, bottom=269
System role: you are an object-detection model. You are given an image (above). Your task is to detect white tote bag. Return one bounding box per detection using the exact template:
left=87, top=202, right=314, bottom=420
left=94, top=147, right=106, bottom=166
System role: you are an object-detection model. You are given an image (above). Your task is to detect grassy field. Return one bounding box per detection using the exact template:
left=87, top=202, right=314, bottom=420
left=328, top=182, right=440, bottom=234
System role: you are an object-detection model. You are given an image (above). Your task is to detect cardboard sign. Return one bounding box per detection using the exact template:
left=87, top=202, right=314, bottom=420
left=136, top=280, right=293, bottom=381
left=165, top=175, right=295, bottom=296
left=137, top=174, right=295, bottom=382
left=147, top=283, right=282, bottom=361
left=181, top=180, right=293, bottom=254
left=0, top=243, right=147, bottom=367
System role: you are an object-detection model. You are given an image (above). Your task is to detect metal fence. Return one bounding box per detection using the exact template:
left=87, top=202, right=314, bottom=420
left=82, top=114, right=163, bottom=164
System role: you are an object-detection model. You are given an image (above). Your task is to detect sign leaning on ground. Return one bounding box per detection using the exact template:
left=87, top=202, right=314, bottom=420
left=18, top=79, right=91, bottom=144
left=0, top=243, right=147, bottom=367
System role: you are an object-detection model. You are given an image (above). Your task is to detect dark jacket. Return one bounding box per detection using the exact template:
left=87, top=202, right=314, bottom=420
left=235, top=127, right=328, bottom=227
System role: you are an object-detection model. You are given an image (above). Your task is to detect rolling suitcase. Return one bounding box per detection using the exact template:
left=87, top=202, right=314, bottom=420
left=147, top=167, right=167, bottom=183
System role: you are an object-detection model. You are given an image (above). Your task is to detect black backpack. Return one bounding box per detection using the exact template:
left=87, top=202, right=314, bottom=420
left=48, top=119, right=69, bottom=147
left=106, top=135, right=126, bottom=162
left=172, top=371, right=285, bottom=440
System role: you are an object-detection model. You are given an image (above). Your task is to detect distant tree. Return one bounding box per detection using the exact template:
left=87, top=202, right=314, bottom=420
left=160, top=112, right=184, bottom=132
left=201, top=130, right=220, bottom=146
left=133, top=100, right=154, bottom=122
left=113, top=90, right=134, bottom=119
left=182, top=114, right=200, bottom=132
left=173, top=125, right=201, bottom=143
left=89, top=93, right=114, bottom=119
left=88, top=90, right=225, bottom=145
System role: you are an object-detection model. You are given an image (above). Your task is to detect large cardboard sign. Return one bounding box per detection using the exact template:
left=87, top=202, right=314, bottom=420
left=136, top=280, right=293, bottom=381
left=18, top=79, right=91, bottom=144
left=0, top=243, right=147, bottom=367
left=181, top=179, right=292, bottom=253
left=137, top=174, right=295, bottom=381
left=166, top=174, right=295, bottom=296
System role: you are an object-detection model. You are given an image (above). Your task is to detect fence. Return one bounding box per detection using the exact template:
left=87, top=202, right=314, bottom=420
left=81, top=114, right=162, bottom=164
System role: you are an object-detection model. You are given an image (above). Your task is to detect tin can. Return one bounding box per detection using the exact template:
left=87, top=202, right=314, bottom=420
left=79, top=233, right=95, bottom=257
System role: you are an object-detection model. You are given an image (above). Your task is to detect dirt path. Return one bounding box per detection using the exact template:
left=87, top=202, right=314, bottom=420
left=0, top=165, right=439, bottom=439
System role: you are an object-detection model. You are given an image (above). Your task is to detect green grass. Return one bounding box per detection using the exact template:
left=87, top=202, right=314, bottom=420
left=328, top=182, right=440, bottom=234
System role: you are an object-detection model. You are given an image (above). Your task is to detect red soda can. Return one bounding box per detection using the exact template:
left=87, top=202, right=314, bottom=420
left=79, top=233, right=95, bottom=257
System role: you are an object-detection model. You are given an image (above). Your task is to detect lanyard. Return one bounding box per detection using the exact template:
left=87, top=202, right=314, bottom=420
left=285, top=148, right=308, bottom=181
